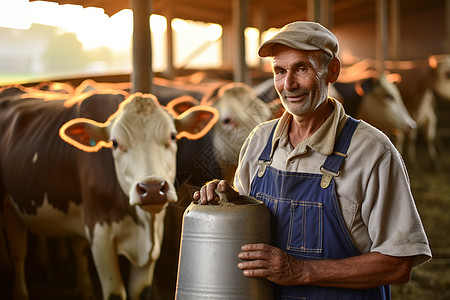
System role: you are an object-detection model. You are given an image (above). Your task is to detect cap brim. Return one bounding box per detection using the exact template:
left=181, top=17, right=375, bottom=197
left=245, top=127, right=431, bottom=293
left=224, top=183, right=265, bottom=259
left=258, top=37, right=321, bottom=57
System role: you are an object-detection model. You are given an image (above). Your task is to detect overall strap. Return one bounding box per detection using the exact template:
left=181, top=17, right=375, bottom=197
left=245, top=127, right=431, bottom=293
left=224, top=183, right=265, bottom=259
left=257, top=120, right=279, bottom=177
left=320, top=117, right=360, bottom=188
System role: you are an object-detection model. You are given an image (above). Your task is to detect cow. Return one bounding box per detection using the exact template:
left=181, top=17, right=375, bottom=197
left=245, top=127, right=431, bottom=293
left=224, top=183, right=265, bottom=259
left=0, top=88, right=218, bottom=300
left=391, top=54, right=450, bottom=169
left=201, top=82, right=273, bottom=182
left=334, top=74, right=417, bottom=140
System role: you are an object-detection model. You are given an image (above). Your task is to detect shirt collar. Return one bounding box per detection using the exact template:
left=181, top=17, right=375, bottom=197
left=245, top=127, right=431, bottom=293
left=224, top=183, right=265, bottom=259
left=271, top=98, right=347, bottom=157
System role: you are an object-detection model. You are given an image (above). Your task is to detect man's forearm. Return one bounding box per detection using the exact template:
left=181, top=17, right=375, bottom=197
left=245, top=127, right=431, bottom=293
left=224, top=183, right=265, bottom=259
left=295, top=252, right=413, bottom=289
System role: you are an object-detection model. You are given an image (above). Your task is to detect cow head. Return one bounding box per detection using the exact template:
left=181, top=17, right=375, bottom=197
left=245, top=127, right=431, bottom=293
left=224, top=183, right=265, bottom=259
left=356, top=74, right=416, bottom=133
left=202, top=83, right=272, bottom=181
left=430, top=54, right=450, bottom=101
left=60, top=92, right=218, bottom=213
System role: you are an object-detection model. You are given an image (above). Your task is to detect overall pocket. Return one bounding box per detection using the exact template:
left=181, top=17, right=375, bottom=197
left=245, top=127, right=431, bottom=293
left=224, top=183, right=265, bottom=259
left=286, top=200, right=323, bottom=257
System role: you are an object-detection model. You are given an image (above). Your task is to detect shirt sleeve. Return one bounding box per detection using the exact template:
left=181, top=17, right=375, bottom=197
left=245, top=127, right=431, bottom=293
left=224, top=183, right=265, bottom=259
left=362, top=147, right=432, bottom=267
left=234, top=126, right=255, bottom=195
left=233, top=120, right=277, bottom=195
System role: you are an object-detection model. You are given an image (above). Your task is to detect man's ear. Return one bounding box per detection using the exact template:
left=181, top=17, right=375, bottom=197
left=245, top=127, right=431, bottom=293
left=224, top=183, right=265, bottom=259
left=327, top=57, right=341, bottom=83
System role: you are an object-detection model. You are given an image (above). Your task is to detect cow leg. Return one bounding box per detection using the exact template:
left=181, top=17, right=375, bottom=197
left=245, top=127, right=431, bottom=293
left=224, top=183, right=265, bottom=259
left=424, top=111, right=439, bottom=170
left=390, top=128, right=405, bottom=155
left=406, top=127, right=418, bottom=168
left=3, top=195, right=28, bottom=300
left=128, top=261, right=155, bottom=300
left=129, top=209, right=166, bottom=300
left=0, top=210, right=11, bottom=272
left=90, top=227, right=126, bottom=300
left=33, top=235, right=50, bottom=272
left=0, top=208, right=12, bottom=298
left=71, top=237, right=96, bottom=300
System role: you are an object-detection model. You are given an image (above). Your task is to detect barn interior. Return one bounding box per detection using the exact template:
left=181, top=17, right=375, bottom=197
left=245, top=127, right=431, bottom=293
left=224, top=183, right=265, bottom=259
left=1, top=0, right=450, bottom=299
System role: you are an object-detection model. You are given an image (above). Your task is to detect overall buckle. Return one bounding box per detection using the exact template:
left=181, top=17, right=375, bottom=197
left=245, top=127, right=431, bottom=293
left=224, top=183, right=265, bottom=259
left=257, top=159, right=272, bottom=177
left=320, top=166, right=340, bottom=189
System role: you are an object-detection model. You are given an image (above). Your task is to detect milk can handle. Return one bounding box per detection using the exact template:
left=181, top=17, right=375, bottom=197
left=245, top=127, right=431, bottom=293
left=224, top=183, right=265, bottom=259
left=214, top=189, right=229, bottom=204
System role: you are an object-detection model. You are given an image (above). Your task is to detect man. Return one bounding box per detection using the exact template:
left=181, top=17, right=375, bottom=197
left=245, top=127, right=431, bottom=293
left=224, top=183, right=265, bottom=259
left=193, top=21, right=431, bottom=299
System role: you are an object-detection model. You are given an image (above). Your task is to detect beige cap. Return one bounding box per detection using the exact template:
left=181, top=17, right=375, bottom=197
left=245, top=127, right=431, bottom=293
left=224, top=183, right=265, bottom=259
left=258, top=21, right=339, bottom=58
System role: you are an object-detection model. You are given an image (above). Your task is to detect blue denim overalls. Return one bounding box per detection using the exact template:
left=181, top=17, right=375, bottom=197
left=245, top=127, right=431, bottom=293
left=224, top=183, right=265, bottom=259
left=250, top=117, right=390, bottom=300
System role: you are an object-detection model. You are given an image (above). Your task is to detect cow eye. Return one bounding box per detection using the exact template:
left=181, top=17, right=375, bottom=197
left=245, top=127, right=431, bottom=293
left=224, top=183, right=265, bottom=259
left=166, top=132, right=177, bottom=147
left=385, top=93, right=394, bottom=101
left=111, top=139, right=119, bottom=149
left=223, top=117, right=232, bottom=125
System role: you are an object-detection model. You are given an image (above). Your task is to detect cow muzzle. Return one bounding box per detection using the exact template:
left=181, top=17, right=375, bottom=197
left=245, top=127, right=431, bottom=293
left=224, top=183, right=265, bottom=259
left=129, top=178, right=177, bottom=211
left=137, top=180, right=169, bottom=205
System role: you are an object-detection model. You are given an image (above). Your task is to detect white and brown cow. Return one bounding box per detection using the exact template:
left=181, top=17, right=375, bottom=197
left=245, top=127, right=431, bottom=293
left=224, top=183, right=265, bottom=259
left=0, top=88, right=218, bottom=300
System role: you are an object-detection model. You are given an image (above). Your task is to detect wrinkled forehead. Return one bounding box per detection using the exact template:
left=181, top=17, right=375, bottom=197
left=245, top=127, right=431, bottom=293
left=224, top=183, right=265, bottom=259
left=271, top=46, right=324, bottom=69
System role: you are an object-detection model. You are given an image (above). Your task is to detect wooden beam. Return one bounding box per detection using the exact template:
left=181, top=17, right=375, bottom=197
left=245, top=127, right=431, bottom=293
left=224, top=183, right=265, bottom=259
left=164, top=4, right=175, bottom=79
left=376, top=0, right=388, bottom=72
left=321, top=0, right=334, bottom=28
left=131, top=0, right=153, bottom=93
left=254, top=0, right=268, bottom=70
left=389, top=0, right=400, bottom=60
left=306, top=0, right=319, bottom=22
left=446, top=0, right=450, bottom=52
left=232, top=0, right=249, bottom=84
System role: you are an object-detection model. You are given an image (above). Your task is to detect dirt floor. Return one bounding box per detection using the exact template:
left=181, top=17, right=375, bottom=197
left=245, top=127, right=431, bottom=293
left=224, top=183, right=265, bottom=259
left=390, top=140, right=450, bottom=300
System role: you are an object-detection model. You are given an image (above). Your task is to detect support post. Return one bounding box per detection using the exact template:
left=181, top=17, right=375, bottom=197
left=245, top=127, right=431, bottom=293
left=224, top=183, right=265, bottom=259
left=376, top=0, right=388, bottom=72
left=131, top=0, right=153, bottom=93
left=164, top=15, right=175, bottom=79
left=232, top=0, right=250, bottom=84
left=389, top=0, right=400, bottom=61
left=446, top=0, right=450, bottom=53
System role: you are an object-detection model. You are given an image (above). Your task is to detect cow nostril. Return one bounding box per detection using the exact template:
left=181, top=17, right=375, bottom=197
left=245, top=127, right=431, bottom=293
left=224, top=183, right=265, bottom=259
left=137, top=183, right=148, bottom=197
left=159, top=181, right=169, bottom=196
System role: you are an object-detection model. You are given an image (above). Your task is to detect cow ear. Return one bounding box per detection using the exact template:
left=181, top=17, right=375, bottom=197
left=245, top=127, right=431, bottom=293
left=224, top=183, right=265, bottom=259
left=166, top=95, right=200, bottom=116
left=174, top=106, right=219, bottom=140
left=59, top=118, right=111, bottom=152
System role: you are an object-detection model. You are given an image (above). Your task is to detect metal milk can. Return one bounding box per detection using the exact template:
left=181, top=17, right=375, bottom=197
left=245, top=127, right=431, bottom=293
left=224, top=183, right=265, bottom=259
left=175, top=191, right=273, bottom=299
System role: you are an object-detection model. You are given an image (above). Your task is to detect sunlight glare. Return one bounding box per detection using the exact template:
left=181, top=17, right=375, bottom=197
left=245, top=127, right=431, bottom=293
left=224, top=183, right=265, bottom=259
left=76, top=7, right=110, bottom=50
left=0, top=0, right=30, bottom=29
left=172, top=18, right=187, bottom=32
left=150, top=14, right=167, bottom=34
left=245, top=27, right=260, bottom=66
left=28, top=1, right=66, bottom=28
left=261, top=28, right=279, bottom=42
left=108, top=9, right=133, bottom=51
left=206, top=23, right=222, bottom=41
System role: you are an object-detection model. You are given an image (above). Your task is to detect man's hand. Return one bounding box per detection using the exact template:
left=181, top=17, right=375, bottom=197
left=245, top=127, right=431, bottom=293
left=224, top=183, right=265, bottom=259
left=192, top=179, right=239, bottom=205
left=238, top=243, right=303, bottom=286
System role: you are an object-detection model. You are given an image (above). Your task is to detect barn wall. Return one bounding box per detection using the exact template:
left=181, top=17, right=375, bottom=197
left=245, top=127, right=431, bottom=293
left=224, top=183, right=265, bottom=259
left=333, top=5, right=445, bottom=63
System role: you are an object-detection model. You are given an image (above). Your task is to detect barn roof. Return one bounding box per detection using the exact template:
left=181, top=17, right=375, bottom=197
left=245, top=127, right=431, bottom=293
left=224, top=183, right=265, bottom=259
left=30, top=0, right=442, bottom=30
